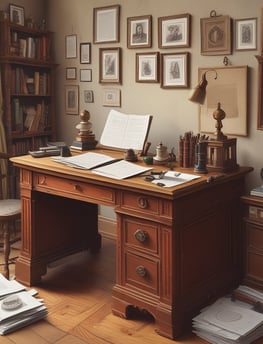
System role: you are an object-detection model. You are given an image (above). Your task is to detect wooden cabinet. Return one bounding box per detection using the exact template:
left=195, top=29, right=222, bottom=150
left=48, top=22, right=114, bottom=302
left=0, top=19, right=57, bottom=156
left=241, top=195, right=263, bottom=290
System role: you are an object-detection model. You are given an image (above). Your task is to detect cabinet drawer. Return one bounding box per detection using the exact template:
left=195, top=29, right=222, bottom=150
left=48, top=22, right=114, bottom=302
left=247, top=224, right=263, bottom=251
left=33, top=173, right=116, bottom=204
left=120, top=191, right=159, bottom=215
left=123, top=217, right=158, bottom=255
left=124, top=252, right=159, bottom=295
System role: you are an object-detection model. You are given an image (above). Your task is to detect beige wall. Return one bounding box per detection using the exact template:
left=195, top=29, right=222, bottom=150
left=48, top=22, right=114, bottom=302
left=1, top=1, right=263, bottom=205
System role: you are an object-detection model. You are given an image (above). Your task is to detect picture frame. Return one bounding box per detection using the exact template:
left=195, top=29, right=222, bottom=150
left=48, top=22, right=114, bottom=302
left=80, top=69, right=92, bottom=82
left=9, top=4, right=24, bottom=26
left=235, top=18, right=257, bottom=51
left=160, top=52, right=189, bottom=88
left=102, top=88, right=121, bottom=107
left=158, top=14, right=191, bottom=49
left=84, top=90, right=94, bottom=103
left=136, top=52, right=159, bottom=83
left=99, top=47, right=122, bottom=84
left=93, top=5, right=120, bottom=44
left=198, top=65, right=248, bottom=136
left=127, top=15, right=152, bottom=49
left=80, top=42, right=91, bottom=63
left=65, top=34, right=77, bottom=59
left=65, top=85, right=79, bottom=115
left=200, top=15, right=232, bottom=55
left=66, top=67, right=77, bottom=80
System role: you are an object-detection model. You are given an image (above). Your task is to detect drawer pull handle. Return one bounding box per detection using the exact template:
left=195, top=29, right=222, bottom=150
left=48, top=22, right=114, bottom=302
left=39, top=176, right=46, bottom=185
left=134, top=229, right=148, bottom=243
left=137, top=197, right=148, bottom=209
left=136, top=265, right=147, bottom=277
left=74, top=184, right=82, bottom=192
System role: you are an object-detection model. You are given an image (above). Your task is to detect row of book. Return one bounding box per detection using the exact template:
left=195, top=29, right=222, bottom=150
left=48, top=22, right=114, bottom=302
left=12, top=99, right=51, bottom=133
left=0, top=274, right=47, bottom=335
left=193, top=285, right=263, bottom=343
left=12, top=67, right=49, bottom=95
left=10, top=34, right=50, bottom=61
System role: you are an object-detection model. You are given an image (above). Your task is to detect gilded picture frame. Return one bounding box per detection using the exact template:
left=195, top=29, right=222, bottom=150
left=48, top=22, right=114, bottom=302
left=99, top=47, right=122, bottom=84
left=200, top=15, right=232, bottom=55
left=136, top=52, right=159, bottom=83
left=93, top=5, right=120, bottom=44
left=127, top=15, right=152, bottom=49
left=158, top=13, right=191, bottom=49
left=160, top=52, right=189, bottom=89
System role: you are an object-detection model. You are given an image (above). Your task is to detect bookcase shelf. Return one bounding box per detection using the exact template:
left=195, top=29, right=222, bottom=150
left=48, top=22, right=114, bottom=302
left=0, top=19, right=57, bottom=154
left=0, top=19, right=57, bottom=196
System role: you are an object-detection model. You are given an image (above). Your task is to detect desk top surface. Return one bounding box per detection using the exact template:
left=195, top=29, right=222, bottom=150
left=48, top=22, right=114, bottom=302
left=10, top=149, right=252, bottom=199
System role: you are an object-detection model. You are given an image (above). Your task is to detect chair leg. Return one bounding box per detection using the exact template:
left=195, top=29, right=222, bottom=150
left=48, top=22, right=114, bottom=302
left=3, top=222, right=10, bottom=280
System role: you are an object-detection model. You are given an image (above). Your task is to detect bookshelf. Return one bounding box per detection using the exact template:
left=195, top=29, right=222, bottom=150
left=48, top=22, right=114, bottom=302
left=0, top=19, right=57, bottom=195
left=0, top=19, right=57, bottom=156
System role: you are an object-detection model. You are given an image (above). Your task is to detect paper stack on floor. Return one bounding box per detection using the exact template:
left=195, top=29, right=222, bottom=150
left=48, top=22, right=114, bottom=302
left=193, top=286, right=263, bottom=343
left=0, top=274, right=47, bottom=335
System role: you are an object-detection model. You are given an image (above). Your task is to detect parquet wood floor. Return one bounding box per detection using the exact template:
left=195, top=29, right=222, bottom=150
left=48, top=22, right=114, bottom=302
left=1, top=238, right=263, bottom=344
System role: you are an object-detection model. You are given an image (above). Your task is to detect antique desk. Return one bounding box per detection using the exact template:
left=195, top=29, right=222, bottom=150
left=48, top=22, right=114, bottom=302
left=11, top=151, right=252, bottom=339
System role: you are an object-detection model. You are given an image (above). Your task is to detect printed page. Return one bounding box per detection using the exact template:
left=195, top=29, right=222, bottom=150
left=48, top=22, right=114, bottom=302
left=99, top=109, right=152, bottom=151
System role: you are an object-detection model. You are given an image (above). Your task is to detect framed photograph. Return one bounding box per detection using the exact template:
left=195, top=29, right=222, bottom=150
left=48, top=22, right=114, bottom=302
left=158, top=14, right=191, bottom=49
left=127, top=15, right=152, bottom=49
left=65, top=85, right=79, bottom=115
left=80, top=69, right=92, bottom=82
left=66, top=67, right=77, bottom=80
left=65, top=34, right=77, bottom=59
left=103, top=88, right=121, bottom=107
left=160, top=52, right=189, bottom=88
left=235, top=18, right=257, bottom=51
left=136, top=52, right=159, bottom=83
left=200, top=15, right=232, bottom=55
left=93, top=5, right=120, bottom=44
left=9, top=4, right=24, bottom=25
left=84, top=90, right=94, bottom=103
left=99, top=48, right=121, bottom=84
left=80, top=42, right=91, bottom=63
left=198, top=65, right=248, bottom=136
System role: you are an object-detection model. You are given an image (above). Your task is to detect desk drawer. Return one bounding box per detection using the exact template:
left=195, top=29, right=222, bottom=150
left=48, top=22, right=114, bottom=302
left=124, top=252, right=159, bottom=295
left=34, top=173, right=116, bottom=204
left=123, top=216, right=158, bottom=255
left=120, top=191, right=159, bottom=214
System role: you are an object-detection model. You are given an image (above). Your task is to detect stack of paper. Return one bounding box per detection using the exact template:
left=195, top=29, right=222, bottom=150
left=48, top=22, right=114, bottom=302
left=193, top=295, right=263, bottom=343
left=0, top=274, right=47, bottom=335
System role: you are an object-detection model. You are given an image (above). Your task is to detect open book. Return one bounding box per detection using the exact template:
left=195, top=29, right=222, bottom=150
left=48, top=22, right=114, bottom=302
left=99, top=109, right=152, bottom=152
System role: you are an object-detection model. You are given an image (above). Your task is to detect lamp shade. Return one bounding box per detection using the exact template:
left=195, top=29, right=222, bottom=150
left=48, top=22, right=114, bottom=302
left=189, top=70, right=217, bottom=105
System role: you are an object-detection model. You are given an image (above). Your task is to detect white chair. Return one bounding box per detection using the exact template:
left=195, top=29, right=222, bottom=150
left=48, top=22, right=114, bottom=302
left=0, top=152, right=21, bottom=279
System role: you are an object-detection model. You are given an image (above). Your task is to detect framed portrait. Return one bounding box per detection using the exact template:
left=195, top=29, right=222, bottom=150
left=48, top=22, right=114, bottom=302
left=136, top=52, right=159, bottom=83
left=80, top=42, right=91, bottom=63
left=198, top=66, right=248, bottom=136
left=65, top=34, right=77, bottom=59
left=158, top=14, right=191, bottom=49
left=200, top=15, right=232, bottom=55
left=160, top=52, right=189, bottom=89
left=99, top=48, right=122, bottom=84
left=127, top=15, right=152, bottom=49
left=235, top=18, right=257, bottom=51
left=84, top=90, right=94, bottom=103
left=66, top=67, right=77, bottom=80
left=103, top=88, right=121, bottom=107
left=65, top=85, right=79, bottom=115
left=9, top=4, right=24, bottom=25
left=80, top=69, right=92, bottom=82
left=93, top=5, right=120, bottom=44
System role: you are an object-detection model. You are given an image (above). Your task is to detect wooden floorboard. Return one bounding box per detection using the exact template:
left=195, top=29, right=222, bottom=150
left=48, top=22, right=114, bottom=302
left=1, top=238, right=263, bottom=343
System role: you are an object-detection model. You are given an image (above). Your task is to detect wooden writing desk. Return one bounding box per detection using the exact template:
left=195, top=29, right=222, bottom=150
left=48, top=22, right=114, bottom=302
left=11, top=150, right=252, bottom=339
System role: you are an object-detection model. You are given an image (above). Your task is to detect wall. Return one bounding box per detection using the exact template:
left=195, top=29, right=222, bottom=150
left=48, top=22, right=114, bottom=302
left=2, top=1, right=263, bottom=221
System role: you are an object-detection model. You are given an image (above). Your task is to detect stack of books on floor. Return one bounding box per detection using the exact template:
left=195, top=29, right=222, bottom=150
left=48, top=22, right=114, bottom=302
left=0, top=274, right=47, bottom=335
left=192, top=285, right=263, bottom=343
